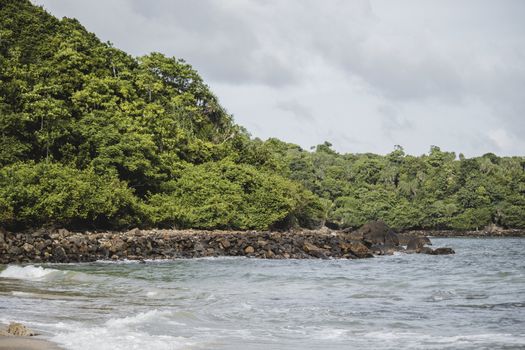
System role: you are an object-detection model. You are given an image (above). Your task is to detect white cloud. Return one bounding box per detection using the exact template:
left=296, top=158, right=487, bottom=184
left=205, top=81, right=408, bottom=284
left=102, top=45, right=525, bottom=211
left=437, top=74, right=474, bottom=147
left=32, top=0, right=525, bottom=156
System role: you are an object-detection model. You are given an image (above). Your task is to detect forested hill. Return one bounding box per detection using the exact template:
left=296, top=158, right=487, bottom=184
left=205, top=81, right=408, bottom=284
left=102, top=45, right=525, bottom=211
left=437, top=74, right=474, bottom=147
left=1, top=0, right=524, bottom=231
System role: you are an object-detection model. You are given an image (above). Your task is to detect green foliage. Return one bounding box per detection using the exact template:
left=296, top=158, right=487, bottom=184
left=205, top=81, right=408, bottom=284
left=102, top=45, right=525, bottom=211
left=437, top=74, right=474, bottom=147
left=0, top=162, right=140, bottom=229
left=0, top=1, right=524, bottom=232
left=146, top=160, right=324, bottom=230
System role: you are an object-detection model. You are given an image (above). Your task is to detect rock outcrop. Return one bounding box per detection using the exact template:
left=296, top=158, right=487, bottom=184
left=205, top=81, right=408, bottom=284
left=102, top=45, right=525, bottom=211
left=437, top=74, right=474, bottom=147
left=0, top=221, right=457, bottom=263
left=4, top=322, right=37, bottom=337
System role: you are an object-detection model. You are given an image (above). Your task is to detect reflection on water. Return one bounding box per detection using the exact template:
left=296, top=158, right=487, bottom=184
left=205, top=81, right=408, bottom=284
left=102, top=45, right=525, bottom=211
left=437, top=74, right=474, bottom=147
left=1, top=238, right=524, bottom=350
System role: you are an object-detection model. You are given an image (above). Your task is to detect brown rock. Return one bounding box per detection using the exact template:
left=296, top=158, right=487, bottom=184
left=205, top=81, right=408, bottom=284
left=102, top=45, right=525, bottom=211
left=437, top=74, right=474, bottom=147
left=22, top=243, right=34, bottom=253
left=7, top=322, right=36, bottom=336
left=219, top=238, right=231, bottom=249
left=303, top=241, right=321, bottom=253
left=109, top=238, right=127, bottom=254
left=126, top=228, right=141, bottom=236
left=244, top=246, right=255, bottom=254
left=345, top=241, right=372, bottom=258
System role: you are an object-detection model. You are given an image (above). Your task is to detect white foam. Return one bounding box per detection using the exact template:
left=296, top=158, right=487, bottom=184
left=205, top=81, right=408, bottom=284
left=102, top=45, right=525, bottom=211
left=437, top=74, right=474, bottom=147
left=105, top=309, right=168, bottom=328
left=314, top=328, right=348, bottom=340
left=52, top=310, right=194, bottom=350
left=0, top=265, right=63, bottom=280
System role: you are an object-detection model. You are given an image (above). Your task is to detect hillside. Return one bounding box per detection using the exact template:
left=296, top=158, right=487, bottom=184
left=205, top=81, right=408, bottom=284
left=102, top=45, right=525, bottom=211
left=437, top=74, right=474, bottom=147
left=0, top=0, right=524, bottom=231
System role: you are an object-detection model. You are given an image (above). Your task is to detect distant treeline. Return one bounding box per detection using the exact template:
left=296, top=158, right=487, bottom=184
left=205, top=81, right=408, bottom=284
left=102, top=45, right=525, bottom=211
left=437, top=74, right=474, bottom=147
left=1, top=0, right=524, bottom=231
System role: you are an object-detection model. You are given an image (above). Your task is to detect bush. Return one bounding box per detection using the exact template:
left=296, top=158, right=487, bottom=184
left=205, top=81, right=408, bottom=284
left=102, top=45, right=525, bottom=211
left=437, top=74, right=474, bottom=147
left=0, top=162, right=140, bottom=229
left=146, top=160, right=325, bottom=230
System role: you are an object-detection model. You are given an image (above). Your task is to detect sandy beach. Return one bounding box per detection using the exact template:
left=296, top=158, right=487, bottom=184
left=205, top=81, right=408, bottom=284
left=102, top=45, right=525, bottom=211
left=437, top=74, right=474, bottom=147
left=0, top=336, right=63, bottom=350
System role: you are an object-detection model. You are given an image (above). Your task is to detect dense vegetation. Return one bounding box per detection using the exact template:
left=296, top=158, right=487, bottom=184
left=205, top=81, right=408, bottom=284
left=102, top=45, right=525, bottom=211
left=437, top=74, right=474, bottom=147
left=1, top=0, right=524, bottom=231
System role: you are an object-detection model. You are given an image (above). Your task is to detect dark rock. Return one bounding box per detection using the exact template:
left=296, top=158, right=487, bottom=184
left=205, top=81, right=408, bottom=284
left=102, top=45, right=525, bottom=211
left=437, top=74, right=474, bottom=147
left=407, top=236, right=432, bottom=250
left=418, top=246, right=435, bottom=254
left=52, top=246, right=68, bottom=262
left=358, top=220, right=399, bottom=246
left=432, top=247, right=455, bottom=255
left=8, top=246, right=22, bottom=256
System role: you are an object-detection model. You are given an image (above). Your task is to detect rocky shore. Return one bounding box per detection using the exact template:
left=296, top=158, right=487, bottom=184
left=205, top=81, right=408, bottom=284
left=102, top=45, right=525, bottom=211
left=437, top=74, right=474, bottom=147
left=0, top=322, right=63, bottom=350
left=0, top=221, right=461, bottom=264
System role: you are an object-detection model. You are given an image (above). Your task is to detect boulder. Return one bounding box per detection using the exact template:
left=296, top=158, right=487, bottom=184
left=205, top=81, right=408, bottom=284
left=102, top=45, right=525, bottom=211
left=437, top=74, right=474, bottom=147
left=432, top=247, right=455, bottom=255
left=22, top=243, right=34, bottom=254
left=407, top=236, right=432, bottom=251
left=244, top=246, right=255, bottom=254
left=52, top=246, right=68, bottom=262
left=219, top=238, right=231, bottom=249
left=303, top=242, right=328, bottom=258
left=339, top=241, right=372, bottom=258
left=417, top=246, right=434, bottom=254
left=6, top=322, right=36, bottom=336
left=109, top=237, right=127, bottom=254
left=358, top=220, right=399, bottom=246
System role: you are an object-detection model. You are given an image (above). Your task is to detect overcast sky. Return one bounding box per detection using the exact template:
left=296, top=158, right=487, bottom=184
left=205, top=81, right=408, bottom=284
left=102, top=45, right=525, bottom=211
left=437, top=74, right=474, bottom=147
left=33, top=0, right=525, bottom=156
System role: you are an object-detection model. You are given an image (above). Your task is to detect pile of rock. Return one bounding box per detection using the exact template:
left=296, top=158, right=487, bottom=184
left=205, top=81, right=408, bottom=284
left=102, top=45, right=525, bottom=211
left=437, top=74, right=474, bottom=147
left=0, top=222, right=454, bottom=264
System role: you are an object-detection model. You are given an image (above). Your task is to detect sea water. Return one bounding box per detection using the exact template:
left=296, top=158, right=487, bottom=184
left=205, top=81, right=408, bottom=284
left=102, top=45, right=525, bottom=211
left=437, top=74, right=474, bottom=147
left=1, top=238, right=524, bottom=350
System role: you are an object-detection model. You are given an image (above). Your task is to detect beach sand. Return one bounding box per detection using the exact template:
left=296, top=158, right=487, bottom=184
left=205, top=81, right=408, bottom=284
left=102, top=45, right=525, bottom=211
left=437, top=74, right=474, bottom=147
left=0, top=336, right=64, bottom=350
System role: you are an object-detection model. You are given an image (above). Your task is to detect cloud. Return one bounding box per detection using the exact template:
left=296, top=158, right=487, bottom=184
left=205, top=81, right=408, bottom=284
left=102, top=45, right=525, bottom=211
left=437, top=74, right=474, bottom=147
left=32, top=0, right=525, bottom=156
left=275, top=100, right=316, bottom=122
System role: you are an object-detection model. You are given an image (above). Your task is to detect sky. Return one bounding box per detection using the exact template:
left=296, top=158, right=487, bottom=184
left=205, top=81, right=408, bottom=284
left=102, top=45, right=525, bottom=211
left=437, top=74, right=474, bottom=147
left=32, top=0, right=525, bottom=156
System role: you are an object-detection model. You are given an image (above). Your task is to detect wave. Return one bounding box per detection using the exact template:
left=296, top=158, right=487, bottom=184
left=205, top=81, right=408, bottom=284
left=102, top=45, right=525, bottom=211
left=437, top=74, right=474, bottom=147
left=52, top=310, right=193, bottom=350
left=0, top=265, right=64, bottom=280
left=0, top=265, right=107, bottom=284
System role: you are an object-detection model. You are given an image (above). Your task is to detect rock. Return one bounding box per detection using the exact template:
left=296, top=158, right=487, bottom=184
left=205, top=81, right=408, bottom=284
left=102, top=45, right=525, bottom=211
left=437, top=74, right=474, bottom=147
left=52, top=246, right=67, bottom=262
left=339, top=241, right=372, bottom=258
left=418, top=246, right=435, bottom=254
left=126, top=228, right=141, bottom=236
left=219, top=238, right=231, bottom=249
left=57, top=228, right=70, bottom=237
left=407, top=236, right=432, bottom=251
left=303, top=241, right=328, bottom=258
left=109, top=237, right=127, bottom=254
left=8, top=246, right=22, bottom=256
left=358, top=220, right=399, bottom=246
left=244, top=246, right=255, bottom=254
left=370, top=244, right=396, bottom=255
left=303, top=241, right=320, bottom=253
left=32, top=228, right=48, bottom=238
left=432, top=247, right=455, bottom=255
left=22, top=243, right=34, bottom=253
left=6, top=322, right=36, bottom=336
left=0, top=228, right=6, bottom=244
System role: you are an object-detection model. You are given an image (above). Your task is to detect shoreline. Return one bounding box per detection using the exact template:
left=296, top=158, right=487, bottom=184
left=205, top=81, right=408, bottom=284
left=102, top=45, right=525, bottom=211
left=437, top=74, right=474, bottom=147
left=0, top=337, right=64, bottom=350
left=1, top=226, right=521, bottom=264
left=0, top=323, right=64, bottom=350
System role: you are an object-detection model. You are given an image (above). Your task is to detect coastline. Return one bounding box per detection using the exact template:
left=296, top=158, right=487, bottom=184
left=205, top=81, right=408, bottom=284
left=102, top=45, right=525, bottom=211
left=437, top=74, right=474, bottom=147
left=1, top=226, right=521, bottom=264
left=0, top=323, right=63, bottom=350
left=0, top=337, right=64, bottom=350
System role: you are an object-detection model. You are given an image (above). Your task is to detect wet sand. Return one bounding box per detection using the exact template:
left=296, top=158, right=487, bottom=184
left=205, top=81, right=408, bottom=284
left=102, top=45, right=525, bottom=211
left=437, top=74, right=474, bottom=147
left=0, top=336, right=64, bottom=350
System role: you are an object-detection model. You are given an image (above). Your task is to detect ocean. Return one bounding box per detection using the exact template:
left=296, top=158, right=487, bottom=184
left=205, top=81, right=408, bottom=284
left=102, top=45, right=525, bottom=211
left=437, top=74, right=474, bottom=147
left=1, top=238, right=524, bottom=349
